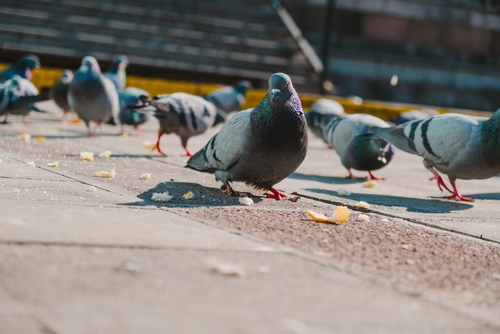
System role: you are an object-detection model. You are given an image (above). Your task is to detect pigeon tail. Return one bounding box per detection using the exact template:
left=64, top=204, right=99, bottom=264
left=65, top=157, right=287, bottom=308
left=371, top=126, right=418, bottom=155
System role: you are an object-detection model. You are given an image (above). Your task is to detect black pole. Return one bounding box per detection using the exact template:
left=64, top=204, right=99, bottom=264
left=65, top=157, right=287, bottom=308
left=321, top=0, right=336, bottom=93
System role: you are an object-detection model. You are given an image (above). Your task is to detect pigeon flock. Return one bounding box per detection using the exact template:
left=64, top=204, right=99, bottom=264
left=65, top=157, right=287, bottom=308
left=1, top=53, right=499, bottom=202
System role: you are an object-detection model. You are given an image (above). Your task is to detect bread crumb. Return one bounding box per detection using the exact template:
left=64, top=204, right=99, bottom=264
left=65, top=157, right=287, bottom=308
left=26, top=161, right=36, bottom=167
left=17, top=133, right=31, bottom=142
left=151, top=191, right=173, bottom=202
left=139, top=173, right=151, bottom=180
left=46, top=162, right=59, bottom=168
left=183, top=191, right=194, bottom=199
left=406, top=259, right=416, bottom=265
left=357, top=214, right=370, bottom=222
left=356, top=201, right=371, bottom=209
left=330, top=206, right=349, bottom=223
left=79, top=151, right=94, bottom=161
left=381, top=218, right=390, bottom=222
left=239, top=197, right=254, bottom=206
left=34, top=136, right=46, bottom=141
left=71, top=119, right=82, bottom=124
left=143, top=141, right=155, bottom=149
left=206, top=257, right=247, bottom=277
left=13, top=189, right=20, bottom=193
left=98, top=150, right=111, bottom=159
left=0, top=158, right=3, bottom=164
left=95, top=169, right=116, bottom=178
left=90, top=186, right=97, bottom=192
left=363, top=181, right=378, bottom=188
left=336, top=188, right=351, bottom=196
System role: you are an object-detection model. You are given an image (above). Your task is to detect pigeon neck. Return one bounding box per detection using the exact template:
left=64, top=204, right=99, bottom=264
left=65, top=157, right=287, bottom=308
left=481, top=110, right=500, bottom=167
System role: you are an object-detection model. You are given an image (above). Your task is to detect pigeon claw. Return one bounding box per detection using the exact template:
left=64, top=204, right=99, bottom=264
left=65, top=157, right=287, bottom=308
left=265, top=188, right=288, bottom=200
left=367, top=171, right=385, bottom=180
left=446, top=193, right=474, bottom=202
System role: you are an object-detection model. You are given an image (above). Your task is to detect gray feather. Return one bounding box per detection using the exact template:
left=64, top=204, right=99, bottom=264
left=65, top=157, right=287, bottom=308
left=68, top=56, right=119, bottom=132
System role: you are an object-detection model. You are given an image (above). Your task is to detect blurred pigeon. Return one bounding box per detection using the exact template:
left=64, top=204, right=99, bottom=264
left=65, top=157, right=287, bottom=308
left=321, top=113, right=395, bottom=180
left=135, top=92, right=224, bottom=156
left=306, top=98, right=346, bottom=140
left=68, top=56, right=119, bottom=136
left=104, top=55, right=129, bottom=91
left=389, top=108, right=439, bottom=125
left=1, top=76, right=50, bottom=124
left=0, top=54, right=40, bottom=83
left=117, top=87, right=150, bottom=133
left=51, top=70, right=73, bottom=121
left=371, top=110, right=500, bottom=201
left=204, top=80, right=251, bottom=114
left=186, top=73, right=308, bottom=199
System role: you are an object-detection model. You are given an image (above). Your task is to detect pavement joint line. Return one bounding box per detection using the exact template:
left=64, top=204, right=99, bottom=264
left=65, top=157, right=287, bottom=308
left=0, top=240, right=277, bottom=253
left=0, top=176, right=77, bottom=182
left=296, top=192, right=500, bottom=246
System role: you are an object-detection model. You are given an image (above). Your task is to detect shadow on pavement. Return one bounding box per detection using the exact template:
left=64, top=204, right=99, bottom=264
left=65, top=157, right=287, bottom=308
left=123, top=181, right=264, bottom=207
left=304, top=188, right=474, bottom=213
left=289, top=172, right=366, bottom=185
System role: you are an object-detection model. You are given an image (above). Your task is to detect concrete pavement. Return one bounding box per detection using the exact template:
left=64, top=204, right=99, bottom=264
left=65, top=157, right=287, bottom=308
left=0, top=101, right=499, bottom=333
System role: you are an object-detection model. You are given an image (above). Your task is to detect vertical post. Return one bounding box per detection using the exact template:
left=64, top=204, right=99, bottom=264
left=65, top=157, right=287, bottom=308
left=321, top=0, right=335, bottom=93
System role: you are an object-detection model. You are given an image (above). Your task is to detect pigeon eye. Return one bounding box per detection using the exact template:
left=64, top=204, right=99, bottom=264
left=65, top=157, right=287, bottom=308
left=285, top=82, right=290, bottom=88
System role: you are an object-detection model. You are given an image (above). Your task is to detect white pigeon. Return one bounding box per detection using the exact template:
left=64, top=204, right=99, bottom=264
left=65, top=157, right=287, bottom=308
left=371, top=110, right=500, bottom=201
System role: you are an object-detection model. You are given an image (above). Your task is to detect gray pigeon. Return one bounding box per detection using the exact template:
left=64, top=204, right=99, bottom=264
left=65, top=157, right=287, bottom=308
left=204, top=80, right=251, bottom=114
left=104, top=55, right=129, bottom=91
left=1, top=76, right=50, bottom=124
left=117, top=87, right=150, bottom=133
left=306, top=98, right=346, bottom=140
left=321, top=113, right=395, bottom=180
left=51, top=70, right=73, bottom=121
left=389, top=108, right=439, bottom=125
left=186, top=73, right=308, bottom=199
left=135, top=92, right=224, bottom=156
left=0, top=54, right=40, bottom=83
left=68, top=56, right=119, bottom=136
left=371, top=110, right=500, bottom=201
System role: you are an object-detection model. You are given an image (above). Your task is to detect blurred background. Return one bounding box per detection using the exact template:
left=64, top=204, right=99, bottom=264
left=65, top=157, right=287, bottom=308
left=1, top=0, right=500, bottom=111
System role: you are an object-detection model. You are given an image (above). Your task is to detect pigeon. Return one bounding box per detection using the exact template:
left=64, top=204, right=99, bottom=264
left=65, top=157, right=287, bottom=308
left=306, top=98, right=346, bottom=140
left=320, top=113, right=395, bottom=180
left=135, top=92, right=224, bottom=156
left=51, top=70, right=73, bottom=121
left=204, top=80, right=251, bottom=114
left=371, top=110, right=500, bottom=201
left=104, top=55, right=129, bottom=91
left=186, top=73, right=308, bottom=199
left=389, top=108, right=439, bottom=125
left=0, top=54, right=40, bottom=83
left=68, top=56, right=119, bottom=136
left=0, top=76, right=50, bottom=124
left=117, top=87, right=150, bottom=133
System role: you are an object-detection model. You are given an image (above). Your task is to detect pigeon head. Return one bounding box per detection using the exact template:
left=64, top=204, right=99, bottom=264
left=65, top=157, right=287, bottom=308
left=110, top=55, right=129, bottom=71
left=268, top=73, right=294, bottom=106
left=12, top=54, right=40, bottom=79
left=80, top=56, right=101, bottom=74
left=235, top=80, right=251, bottom=94
left=62, top=70, right=73, bottom=81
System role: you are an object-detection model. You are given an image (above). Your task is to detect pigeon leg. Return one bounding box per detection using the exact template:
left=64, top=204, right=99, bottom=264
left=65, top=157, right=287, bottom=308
left=446, top=178, right=474, bottom=202
left=1, top=114, right=9, bottom=124
left=265, top=188, right=288, bottom=200
left=182, top=145, right=193, bottom=157
left=427, top=168, right=453, bottom=193
left=367, top=171, right=385, bottom=180
left=152, top=131, right=166, bottom=156
left=221, top=183, right=248, bottom=197
left=346, top=169, right=357, bottom=179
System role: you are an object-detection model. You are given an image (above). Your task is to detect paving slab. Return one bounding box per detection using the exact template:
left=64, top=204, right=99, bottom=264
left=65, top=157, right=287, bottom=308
left=0, top=245, right=495, bottom=334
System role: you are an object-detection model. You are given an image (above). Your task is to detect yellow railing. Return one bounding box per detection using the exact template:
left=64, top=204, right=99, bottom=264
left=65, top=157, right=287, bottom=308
left=0, top=64, right=490, bottom=119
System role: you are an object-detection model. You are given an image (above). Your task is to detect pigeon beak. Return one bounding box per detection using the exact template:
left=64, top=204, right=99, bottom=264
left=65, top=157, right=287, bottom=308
left=270, top=89, right=281, bottom=102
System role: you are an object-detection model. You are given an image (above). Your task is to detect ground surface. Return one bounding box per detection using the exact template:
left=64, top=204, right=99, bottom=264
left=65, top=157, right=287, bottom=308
left=0, top=101, right=499, bottom=333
